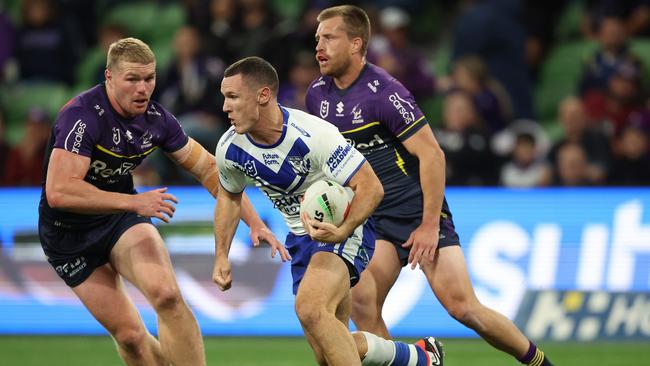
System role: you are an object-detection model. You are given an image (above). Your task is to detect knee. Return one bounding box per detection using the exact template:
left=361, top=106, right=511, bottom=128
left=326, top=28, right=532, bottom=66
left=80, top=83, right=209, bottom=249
left=113, top=327, right=148, bottom=357
left=350, top=288, right=378, bottom=321
left=149, top=285, right=183, bottom=313
left=445, top=300, right=483, bottom=330
left=295, top=300, right=325, bottom=331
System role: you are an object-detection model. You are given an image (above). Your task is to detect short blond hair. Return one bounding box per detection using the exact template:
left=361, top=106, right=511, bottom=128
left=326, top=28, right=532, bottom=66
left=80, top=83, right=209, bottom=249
left=318, top=5, right=371, bottom=56
left=106, top=37, right=155, bottom=70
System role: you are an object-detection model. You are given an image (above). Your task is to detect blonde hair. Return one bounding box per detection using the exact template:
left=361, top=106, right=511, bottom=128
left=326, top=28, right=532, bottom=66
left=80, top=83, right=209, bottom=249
left=318, top=5, right=371, bottom=56
left=106, top=37, right=155, bottom=70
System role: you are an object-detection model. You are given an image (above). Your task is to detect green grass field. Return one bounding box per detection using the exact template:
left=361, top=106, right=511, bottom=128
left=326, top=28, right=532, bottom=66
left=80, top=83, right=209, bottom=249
left=1, top=336, right=648, bottom=365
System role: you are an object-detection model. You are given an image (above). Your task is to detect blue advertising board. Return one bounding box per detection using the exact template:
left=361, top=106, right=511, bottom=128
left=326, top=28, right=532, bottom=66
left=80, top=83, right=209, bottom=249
left=1, top=187, right=649, bottom=337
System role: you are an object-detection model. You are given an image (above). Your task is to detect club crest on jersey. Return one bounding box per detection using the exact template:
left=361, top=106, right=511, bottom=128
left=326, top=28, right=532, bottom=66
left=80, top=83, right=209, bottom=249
left=112, top=127, right=120, bottom=145
left=141, top=130, right=153, bottom=149
left=351, top=104, right=364, bottom=124
left=287, top=156, right=311, bottom=176
left=320, top=100, right=329, bottom=118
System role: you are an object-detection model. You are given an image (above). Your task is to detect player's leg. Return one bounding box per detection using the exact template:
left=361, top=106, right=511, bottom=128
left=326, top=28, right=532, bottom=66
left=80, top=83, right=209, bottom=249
left=350, top=239, right=402, bottom=339
left=111, top=223, right=205, bottom=366
left=72, top=264, right=167, bottom=365
left=425, top=246, right=553, bottom=365
left=295, top=251, right=360, bottom=366
left=352, top=331, right=444, bottom=366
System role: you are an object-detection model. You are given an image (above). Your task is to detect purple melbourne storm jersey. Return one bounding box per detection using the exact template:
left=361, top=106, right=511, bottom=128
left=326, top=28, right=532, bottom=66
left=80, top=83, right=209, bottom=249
left=39, top=84, right=189, bottom=228
left=306, top=63, right=450, bottom=218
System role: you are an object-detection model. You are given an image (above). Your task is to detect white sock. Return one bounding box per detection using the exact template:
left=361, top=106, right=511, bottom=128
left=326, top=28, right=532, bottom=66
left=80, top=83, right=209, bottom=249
left=359, top=331, right=396, bottom=366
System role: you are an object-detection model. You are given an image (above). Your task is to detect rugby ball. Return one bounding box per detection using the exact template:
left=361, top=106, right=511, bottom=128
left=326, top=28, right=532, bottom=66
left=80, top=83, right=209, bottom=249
left=300, top=180, right=352, bottom=227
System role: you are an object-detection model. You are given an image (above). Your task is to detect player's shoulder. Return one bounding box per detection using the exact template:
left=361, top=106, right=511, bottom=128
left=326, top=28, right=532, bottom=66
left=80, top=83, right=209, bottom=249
left=285, top=106, right=339, bottom=135
left=216, top=126, right=239, bottom=151
left=366, top=63, right=409, bottom=95
left=307, top=75, right=330, bottom=94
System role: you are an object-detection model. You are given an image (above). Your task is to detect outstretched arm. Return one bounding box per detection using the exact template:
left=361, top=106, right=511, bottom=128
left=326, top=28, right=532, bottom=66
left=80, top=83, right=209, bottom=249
left=401, top=124, right=446, bottom=269
left=212, top=188, right=242, bottom=291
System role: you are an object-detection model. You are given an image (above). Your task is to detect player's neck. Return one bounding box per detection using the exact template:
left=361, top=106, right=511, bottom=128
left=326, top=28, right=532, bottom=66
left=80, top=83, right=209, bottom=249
left=248, top=104, right=284, bottom=146
left=333, top=58, right=366, bottom=90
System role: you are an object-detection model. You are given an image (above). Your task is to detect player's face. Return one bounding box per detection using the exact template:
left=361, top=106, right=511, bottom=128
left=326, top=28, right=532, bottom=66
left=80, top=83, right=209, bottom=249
left=105, top=61, right=156, bottom=118
left=221, top=74, right=259, bottom=134
left=315, top=16, right=353, bottom=77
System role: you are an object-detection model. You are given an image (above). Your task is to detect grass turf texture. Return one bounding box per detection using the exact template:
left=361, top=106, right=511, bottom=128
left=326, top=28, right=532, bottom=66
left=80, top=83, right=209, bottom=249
left=0, top=336, right=647, bottom=365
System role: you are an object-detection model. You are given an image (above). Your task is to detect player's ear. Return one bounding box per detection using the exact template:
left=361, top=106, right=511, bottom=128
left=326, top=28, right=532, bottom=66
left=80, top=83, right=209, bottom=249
left=351, top=37, right=362, bottom=54
left=104, top=69, right=111, bottom=83
left=257, top=86, right=272, bottom=104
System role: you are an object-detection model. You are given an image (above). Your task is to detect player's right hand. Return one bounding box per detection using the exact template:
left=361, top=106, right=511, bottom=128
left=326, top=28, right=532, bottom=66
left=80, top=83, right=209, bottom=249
left=213, top=258, right=232, bottom=291
left=134, top=187, right=178, bottom=223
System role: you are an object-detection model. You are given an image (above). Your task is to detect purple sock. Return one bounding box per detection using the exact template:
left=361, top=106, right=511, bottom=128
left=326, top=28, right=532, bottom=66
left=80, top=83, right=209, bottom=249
left=517, top=341, right=537, bottom=364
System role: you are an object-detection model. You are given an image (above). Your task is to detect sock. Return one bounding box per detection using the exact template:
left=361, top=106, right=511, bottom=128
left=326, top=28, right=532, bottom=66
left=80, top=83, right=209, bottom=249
left=518, top=341, right=554, bottom=366
left=360, top=331, right=429, bottom=366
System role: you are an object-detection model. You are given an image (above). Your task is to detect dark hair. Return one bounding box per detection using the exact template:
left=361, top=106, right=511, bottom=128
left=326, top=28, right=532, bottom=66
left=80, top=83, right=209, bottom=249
left=318, top=5, right=371, bottom=56
left=224, top=56, right=279, bottom=96
left=516, top=132, right=536, bottom=146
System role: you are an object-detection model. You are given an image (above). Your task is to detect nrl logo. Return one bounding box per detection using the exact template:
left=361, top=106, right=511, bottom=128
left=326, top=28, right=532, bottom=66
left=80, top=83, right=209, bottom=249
left=287, top=156, right=311, bottom=176
left=112, top=127, right=120, bottom=145
left=320, top=100, right=329, bottom=118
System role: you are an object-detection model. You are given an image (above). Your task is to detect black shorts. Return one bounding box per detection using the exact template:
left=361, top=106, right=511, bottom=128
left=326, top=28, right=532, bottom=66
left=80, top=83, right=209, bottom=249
left=38, top=212, right=152, bottom=287
left=373, top=211, right=460, bottom=267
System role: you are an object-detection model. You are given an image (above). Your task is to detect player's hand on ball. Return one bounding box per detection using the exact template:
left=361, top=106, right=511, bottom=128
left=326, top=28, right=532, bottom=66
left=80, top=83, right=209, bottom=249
left=250, top=223, right=291, bottom=262
left=134, top=187, right=178, bottom=223
left=301, top=211, right=347, bottom=243
left=213, top=257, right=232, bottom=291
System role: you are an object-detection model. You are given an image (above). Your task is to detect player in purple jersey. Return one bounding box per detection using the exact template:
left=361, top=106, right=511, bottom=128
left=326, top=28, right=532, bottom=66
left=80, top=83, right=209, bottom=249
left=38, top=38, right=286, bottom=366
left=307, top=6, right=554, bottom=366
left=213, top=56, right=443, bottom=366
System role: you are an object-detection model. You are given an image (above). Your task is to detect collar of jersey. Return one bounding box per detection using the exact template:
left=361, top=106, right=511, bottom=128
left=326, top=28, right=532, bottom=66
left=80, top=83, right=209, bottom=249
left=245, top=104, right=290, bottom=149
left=331, top=63, right=369, bottom=97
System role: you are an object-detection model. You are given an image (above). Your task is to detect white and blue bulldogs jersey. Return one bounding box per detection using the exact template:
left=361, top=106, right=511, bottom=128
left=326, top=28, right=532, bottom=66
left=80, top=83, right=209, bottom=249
left=216, top=106, right=366, bottom=235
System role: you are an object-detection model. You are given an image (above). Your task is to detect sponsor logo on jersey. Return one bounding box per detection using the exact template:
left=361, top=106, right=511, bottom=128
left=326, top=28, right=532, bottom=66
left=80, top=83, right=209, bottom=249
left=287, top=156, right=311, bottom=176
left=262, top=152, right=280, bottom=166
left=125, top=129, right=134, bottom=142
left=112, top=127, right=120, bottom=145
left=89, top=160, right=136, bottom=178
left=312, top=77, right=326, bottom=88
left=335, top=101, right=344, bottom=116
left=65, top=119, right=87, bottom=154
left=270, top=194, right=302, bottom=215
left=351, top=104, right=364, bottom=124
left=327, top=144, right=352, bottom=173
left=346, top=134, right=385, bottom=151
left=319, top=100, right=329, bottom=118
left=290, top=122, right=311, bottom=137
left=367, top=79, right=379, bottom=93
left=389, top=92, right=415, bottom=124
left=94, top=104, right=104, bottom=117
left=141, top=130, right=153, bottom=149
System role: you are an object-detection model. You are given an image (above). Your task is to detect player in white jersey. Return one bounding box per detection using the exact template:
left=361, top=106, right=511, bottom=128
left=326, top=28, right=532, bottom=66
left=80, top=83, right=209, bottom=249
left=213, top=56, right=444, bottom=366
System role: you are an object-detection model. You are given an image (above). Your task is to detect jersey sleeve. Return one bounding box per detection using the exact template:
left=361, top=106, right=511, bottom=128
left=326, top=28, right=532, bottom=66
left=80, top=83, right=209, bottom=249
left=315, top=124, right=366, bottom=186
left=159, top=107, right=189, bottom=153
left=215, top=131, right=247, bottom=194
left=305, top=86, right=317, bottom=116
left=52, top=104, right=99, bottom=158
left=375, top=81, right=428, bottom=142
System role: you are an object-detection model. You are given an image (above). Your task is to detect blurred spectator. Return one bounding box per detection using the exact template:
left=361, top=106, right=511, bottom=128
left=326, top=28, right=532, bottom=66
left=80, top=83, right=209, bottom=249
left=86, top=23, right=127, bottom=85
left=2, top=107, right=51, bottom=186
left=367, top=6, right=436, bottom=100
left=523, top=0, right=568, bottom=79
left=0, top=10, right=15, bottom=82
left=452, top=0, right=534, bottom=119
left=203, top=0, right=238, bottom=63
left=0, top=107, right=9, bottom=184
left=583, top=0, right=650, bottom=37
left=500, top=132, right=546, bottom=187
left=547, top=96, right=611, bottom=184
left=582, top=61, right=645, bottom=136
left=608, top=122, right=650, bottom=185
left=435, top=91, right=499, bottom=186
left=442, top=55, right=512, bottom=133
left=16, top=0, right=78, bottom=85
left=550, top=142, right=593, bottom=186
left=278, top=51, right=319, bottom=111
left=579, top=15, right=643, bottom=95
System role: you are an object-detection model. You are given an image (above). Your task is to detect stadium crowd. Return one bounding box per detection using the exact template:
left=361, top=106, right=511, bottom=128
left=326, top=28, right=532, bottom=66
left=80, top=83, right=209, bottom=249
left=1, top=0, right=649, bottom=187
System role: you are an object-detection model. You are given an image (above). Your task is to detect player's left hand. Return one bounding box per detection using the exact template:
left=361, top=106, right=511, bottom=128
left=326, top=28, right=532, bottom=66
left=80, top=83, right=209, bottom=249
left=301, top=211, right=348, bottom=243
left=402, top=221, right=440, bottom=270
left=249, top=222, right=291, bottom=262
